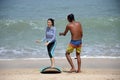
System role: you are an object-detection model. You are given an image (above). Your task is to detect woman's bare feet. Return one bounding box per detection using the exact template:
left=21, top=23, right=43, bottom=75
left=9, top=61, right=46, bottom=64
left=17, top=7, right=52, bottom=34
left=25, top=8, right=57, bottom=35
left=50, top=65, right=55, bottom=68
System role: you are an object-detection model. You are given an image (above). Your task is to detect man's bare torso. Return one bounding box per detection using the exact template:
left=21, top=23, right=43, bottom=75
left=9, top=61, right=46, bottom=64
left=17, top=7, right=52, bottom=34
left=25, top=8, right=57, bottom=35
left=67, top=21, right=83, bottom=40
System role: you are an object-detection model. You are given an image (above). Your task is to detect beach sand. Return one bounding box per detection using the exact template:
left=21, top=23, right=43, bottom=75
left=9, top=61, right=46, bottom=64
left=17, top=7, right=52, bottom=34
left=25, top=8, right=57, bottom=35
left=0, top=58, right=120, bottom=80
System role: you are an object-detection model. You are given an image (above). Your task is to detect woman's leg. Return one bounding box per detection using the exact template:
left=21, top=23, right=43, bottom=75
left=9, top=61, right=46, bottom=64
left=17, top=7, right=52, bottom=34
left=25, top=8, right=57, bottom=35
left=47, top=42, right=56, bottom=67
left=50, top=58, right=55, bottom=67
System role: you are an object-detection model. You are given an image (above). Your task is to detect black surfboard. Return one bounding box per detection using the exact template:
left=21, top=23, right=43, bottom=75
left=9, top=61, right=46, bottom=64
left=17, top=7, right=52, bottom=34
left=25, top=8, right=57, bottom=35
left=40, top=67, right=61, bottom=74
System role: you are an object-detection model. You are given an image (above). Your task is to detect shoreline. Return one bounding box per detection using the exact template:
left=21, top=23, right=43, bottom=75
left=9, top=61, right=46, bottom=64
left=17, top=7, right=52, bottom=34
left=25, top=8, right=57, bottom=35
left=0, top=56, right=120, bottom=61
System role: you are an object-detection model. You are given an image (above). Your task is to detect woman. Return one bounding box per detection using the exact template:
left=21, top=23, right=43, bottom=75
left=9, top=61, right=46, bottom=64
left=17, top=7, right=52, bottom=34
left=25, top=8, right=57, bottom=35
left=36, top=18, right=56, bottom=68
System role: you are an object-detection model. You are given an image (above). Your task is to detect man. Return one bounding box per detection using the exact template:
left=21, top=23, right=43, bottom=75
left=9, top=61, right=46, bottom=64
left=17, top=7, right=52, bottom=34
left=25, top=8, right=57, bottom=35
left=59, top=14, right=83, bottom=73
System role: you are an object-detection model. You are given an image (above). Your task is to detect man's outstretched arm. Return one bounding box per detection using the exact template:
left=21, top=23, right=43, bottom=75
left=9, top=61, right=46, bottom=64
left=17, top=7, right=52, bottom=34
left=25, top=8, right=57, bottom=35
left=59, top=26, right=69, bottom=36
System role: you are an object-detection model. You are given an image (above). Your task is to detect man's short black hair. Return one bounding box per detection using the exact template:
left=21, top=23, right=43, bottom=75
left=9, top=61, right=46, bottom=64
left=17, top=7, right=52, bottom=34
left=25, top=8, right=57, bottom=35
left=67, top=13, right=75, bottom=22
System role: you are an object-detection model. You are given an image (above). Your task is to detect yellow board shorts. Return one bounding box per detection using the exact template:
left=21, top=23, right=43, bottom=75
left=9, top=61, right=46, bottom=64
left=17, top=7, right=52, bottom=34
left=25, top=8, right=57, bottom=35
left=66, top=40, right=82, bottom=54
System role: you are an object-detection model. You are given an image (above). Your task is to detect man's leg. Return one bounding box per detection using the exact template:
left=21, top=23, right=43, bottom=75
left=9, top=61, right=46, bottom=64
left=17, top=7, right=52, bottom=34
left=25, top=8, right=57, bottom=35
left=76, top=52, right=81, bottom=73
left=66, top=52, right=76, bottom=72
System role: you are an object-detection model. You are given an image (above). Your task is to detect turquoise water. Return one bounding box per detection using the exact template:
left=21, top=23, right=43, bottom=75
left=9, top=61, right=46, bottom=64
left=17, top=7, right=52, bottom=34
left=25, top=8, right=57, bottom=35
left=0, top=0, right=120, bottom=19
left=0, top=0, right=120, bottom=59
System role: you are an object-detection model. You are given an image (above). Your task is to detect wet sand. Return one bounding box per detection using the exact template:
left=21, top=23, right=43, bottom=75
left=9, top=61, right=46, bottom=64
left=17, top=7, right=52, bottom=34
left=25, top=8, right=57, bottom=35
left=0, top=58, right=120, bottom=80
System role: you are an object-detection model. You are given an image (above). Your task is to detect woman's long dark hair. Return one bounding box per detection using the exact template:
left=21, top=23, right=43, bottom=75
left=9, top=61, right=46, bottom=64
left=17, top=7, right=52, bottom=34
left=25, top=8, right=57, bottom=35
left=48, top=18, right=54, bottom=26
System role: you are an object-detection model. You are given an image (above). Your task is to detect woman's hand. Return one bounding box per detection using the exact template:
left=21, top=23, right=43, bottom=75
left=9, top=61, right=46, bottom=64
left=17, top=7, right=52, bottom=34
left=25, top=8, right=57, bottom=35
left=36, top=40, right=40, bottom=43
left=45, top=42, right=49, bottom=46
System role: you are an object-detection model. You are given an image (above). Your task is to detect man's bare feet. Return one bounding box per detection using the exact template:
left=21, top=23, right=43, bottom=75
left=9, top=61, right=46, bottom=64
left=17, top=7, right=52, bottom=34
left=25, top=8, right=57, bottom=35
left=68, top=68, right=76, bottom=73
left=76, top=70, right=81, bottom=73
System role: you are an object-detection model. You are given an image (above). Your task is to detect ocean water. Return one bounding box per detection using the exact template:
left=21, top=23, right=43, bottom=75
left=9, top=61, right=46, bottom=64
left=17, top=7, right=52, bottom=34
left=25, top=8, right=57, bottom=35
left=0, top=0, right=120, bottom=59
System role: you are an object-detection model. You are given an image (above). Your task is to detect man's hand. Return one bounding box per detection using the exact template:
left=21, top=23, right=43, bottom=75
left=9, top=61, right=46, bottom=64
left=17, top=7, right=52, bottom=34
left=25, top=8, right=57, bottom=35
left=59, top=32, right=64, bottom=36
